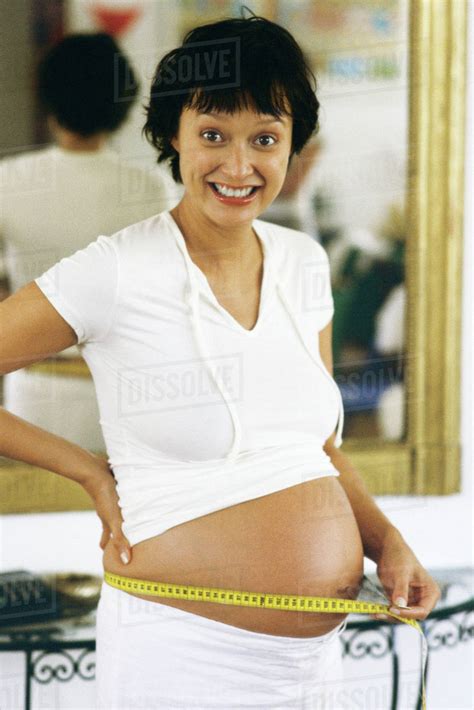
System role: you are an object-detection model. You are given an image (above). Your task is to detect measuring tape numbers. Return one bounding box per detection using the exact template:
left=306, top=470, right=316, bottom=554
left=104, top=571, right=428, bottom=709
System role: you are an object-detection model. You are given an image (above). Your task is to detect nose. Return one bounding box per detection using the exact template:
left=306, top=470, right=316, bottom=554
left=220, top=142, right=255, bottom=183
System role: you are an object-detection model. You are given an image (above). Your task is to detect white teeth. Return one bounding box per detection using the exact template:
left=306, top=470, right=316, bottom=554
left=213, top=183, right=254, bottom=198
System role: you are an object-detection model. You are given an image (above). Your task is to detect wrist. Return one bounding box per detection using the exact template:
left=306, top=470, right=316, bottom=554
left=78, top=453, right=114, bottom=494
left=366, top=525, right=405, bottom=564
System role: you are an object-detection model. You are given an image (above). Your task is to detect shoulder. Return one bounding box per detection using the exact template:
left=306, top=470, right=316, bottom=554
left=254, top=218, right=330, bottom=269
left=0, top=146, right=55, bottom=178
left=108, top=209, right=171, bottom=243
left=105, top=209, right=177, bottom=264
left=46, top=210, right=175, bottom=273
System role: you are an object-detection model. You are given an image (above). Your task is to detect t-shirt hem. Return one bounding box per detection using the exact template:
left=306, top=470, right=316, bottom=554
left=123, top=468, right=340, bottom=547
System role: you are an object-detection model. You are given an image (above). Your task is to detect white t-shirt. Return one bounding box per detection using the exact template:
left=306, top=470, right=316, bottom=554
left=0, top=143, right=174, bottom=352
left=34, top=210, right=344, bottom=546
left=0, top=143, right=176, bottom=450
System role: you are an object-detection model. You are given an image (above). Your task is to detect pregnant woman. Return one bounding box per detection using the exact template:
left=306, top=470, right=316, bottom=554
left=0, top=13, right=440, bottom=709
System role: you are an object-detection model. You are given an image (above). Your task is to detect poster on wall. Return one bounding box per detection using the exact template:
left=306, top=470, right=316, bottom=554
left=67, top=0, right=144, bottom=38
left=168, top=0, right=405, bottom=87
left=277, top=0, right=407, bottom=91
left=87, top=3, right=143, bottom=37
left=177, top=0, right=277, bottom=39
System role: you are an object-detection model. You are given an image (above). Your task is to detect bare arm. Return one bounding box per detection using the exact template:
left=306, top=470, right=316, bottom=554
left=0, top=281, right=111, bottom=486
left=0, top=280, right=132, bottom=562
left=319, top=320, right=441, bottom=619
left=0, top=281, right=78, bottom=372
left=319, top=319, right=403, bottom=562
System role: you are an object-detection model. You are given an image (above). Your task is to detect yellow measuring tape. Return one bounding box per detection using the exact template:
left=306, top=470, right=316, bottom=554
left=104, top=571, right=428, bottom=708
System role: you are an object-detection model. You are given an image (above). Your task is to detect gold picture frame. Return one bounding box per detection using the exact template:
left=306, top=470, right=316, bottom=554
left=0, top=0, right=467, bottom=513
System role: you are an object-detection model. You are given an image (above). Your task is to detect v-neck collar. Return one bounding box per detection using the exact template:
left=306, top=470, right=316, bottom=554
left=165, top=210, right=275, bottom=335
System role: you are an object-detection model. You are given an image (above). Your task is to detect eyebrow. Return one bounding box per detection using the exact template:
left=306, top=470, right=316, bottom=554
left=198, top=111, right=285, bottom=125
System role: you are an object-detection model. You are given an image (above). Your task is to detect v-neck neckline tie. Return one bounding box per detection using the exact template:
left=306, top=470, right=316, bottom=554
left=166, top=210, right=274, bottom=336
left=166, top=210, right=344, bottom=465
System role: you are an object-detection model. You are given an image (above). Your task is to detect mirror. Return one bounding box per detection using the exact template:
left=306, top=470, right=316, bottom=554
left=262, top=0, right=409, bottom=442
left=0, top=0, right=466, bottom=514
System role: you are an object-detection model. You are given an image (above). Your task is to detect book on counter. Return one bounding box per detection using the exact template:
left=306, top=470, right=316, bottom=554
left=0, top=569, right=62, bottom=626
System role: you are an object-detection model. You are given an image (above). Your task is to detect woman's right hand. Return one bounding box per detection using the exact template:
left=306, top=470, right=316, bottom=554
left=82, top=464, right=132, bottom=565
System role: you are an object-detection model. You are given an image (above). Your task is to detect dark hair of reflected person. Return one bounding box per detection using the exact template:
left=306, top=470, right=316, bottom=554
left=142, top=13, right=320, bottom=184
left=37, top=32, right=140, bottom=137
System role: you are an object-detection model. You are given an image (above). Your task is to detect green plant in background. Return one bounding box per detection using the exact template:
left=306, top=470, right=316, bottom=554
left=314, top=196, right=406, bottom=365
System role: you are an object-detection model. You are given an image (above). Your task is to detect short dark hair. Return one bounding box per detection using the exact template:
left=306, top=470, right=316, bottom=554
left=142, top=14, right=320, bottom=184
left=37, top=32, right=139, bottom=137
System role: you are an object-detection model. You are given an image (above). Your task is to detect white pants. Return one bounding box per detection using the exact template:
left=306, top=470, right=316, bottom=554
left=95, top=581, right=347, bottom=709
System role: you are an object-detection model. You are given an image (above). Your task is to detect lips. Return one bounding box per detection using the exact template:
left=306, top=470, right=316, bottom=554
left=208, top=182, right=261, bottom=203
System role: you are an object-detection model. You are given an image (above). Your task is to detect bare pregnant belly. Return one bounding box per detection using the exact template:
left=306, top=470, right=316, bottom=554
left=102, top=476, right=364, bottom=638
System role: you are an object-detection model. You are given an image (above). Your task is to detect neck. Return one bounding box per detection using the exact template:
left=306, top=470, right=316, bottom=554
left=170, top=199, right=261, bottom=272
left=50, top=121, right=108, bottom=152
left=56, top=134, right=107, bottom=152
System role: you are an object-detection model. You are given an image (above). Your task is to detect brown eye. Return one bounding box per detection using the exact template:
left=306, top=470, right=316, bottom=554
left=256, top=135, right=277, bottom=147
left=202, top=130, right=222, bottom=142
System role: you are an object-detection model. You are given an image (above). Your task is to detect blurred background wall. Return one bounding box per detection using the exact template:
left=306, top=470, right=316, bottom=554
left=0, top=0, right=36, bottom=151
left=0, top=1, right=472, bottom=707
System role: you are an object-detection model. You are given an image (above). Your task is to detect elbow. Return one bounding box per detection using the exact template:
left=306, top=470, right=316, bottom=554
left=323, top=433, right=339, bottom=458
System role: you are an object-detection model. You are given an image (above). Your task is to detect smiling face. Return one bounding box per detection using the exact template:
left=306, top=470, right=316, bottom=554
left=170, top=97, right=293, bottom=228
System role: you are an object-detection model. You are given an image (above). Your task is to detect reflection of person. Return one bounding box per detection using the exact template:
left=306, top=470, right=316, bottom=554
left=0, top=15, right=440, bottom=708
left=0, top=33, right=173, bottom=450
left=261, top=139, right=322, bottom=232
left=375, top=283, right=406, bottom=439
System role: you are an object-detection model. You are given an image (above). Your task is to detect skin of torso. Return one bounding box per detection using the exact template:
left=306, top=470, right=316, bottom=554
left=102, top=252, right=365, bottom=638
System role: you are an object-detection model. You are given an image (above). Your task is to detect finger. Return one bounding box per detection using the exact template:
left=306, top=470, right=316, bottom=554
left=387, top=604, right=427, bottom=621
left=390, top=578, right=411, bottom=611
left=374, top=616, right=399, bottom=624
left=373, top=610, right=416, bottom=624
left=99, top=525, right=111, bottom=549
left=410, top=582, right=442, bottom=614
left=111, top=526, right=132, bottom=565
